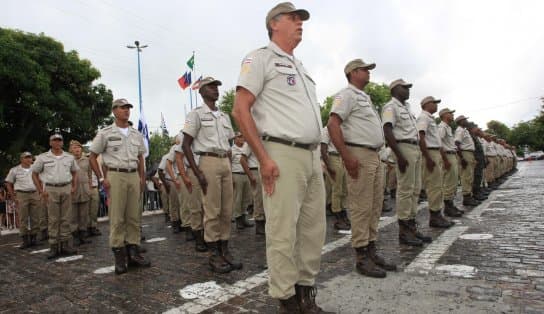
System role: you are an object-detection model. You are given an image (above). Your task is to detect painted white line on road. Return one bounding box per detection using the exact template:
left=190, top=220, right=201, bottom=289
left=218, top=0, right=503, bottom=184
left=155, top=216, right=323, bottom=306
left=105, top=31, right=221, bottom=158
left=164, top=214, right=399, bottom=314
left=459, top=233, right=493, bottom=240
left=55, top=255, right=83, bottom=263
left=30, top=248, right=50, bottom=254
left=94, top=266, right=115, bottom=274
left=434, top=264, right=478, bottom=278
left=97, top=209, right=165, bottom=222
left=145, top=237, right=167, bottom=243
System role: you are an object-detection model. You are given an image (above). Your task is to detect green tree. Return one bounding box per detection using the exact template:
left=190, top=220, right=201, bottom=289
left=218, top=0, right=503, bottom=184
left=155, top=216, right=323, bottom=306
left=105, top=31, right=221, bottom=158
left=147, top=132, right=172, bottom=170
left=0, top=28, right=113, bottom=174
left=485, top=120, right=510, bottom=140
left=320, top=96, right=334, bottom=126
left=218, top=88, right=237, bottom=131
left=364, top=82, right=391, bottom=114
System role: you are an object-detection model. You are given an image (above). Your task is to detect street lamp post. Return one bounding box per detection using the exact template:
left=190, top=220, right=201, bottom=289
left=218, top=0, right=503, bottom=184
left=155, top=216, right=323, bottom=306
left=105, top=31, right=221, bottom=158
left=127, top=41, right=148, bottom=112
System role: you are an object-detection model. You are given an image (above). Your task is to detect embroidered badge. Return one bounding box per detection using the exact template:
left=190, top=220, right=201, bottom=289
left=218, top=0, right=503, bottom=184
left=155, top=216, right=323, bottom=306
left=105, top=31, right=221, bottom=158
left=332, top=95, right=342, bottom=108
left=287, top=74, right=296, bottom=86
left=274, top=62, right=293, bottom=68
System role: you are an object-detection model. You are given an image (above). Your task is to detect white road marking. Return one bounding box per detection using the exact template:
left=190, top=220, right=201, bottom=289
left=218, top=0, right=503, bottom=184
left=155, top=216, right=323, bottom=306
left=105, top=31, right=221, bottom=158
left=94, top=266, right=115, bottom=274
left=97, top=209, right=164, bottom=222
left=30, top=248, right=50, bottom=254
left=434, top=264, right=478, bottom=278
left=145, top=237, right=167, bottom=243
left=459, top=233, right=493, bottom=240
left=55, top=255, right=84, bottom=262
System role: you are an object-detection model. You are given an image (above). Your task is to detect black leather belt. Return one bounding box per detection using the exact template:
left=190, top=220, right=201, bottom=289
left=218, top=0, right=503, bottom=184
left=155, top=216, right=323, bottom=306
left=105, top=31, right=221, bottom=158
left=329, top=152, right=340, bottom=156
left=427, top=147, right=441, bottom=150
left=232, top=172, right=246, bottom=175
left=345, top=142, right=380, bottom=152
left=45, top=182, right=70, bottom=187
left=446, top=151, right=457, bottom=155
left=249, top=167, right=258, bottom=170
left=15, top=190, right=37, bottom=193
left=397, top=139, right=419, bottom=145
left=197, top=152, right=228, bottom=158
left=262, top=136, right=318, bottom=151
left=108, top=167, right=137, bottom=173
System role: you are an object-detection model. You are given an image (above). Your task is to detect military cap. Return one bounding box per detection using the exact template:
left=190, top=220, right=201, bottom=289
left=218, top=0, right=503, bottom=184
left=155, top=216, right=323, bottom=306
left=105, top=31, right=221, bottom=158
left=420, top=96, right=442, bottom=106
left=389, top=79, right=412, bottom=90
left=69, top=140, right=82, bottom=148
left=344, top=59, right=376, bottom=75
left=198, top=77, right=222, bottom=90
left=438, top=108, right=455, bottom=117
left=49, top=133, right=63, bottom=140
left=454, top=115, right=469, bottom=123
left=20, top=151, right=32, bottom=158
left=112, top=98, right=133, bottom=109
left=266, top=2, right=310, bottom=29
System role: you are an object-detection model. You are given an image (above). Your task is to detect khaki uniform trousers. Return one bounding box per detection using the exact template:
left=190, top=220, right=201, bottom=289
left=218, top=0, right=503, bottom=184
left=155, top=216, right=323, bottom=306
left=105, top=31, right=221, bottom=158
left=329, top=154, right=347, bottom=214
left=250, top=169, right=265, bottom=221
left=324, top=171, right=332, bottom=207
left=39, top=196, right=48, bottom=231
left=458, top=151, right=476, bottom=196
left=166, top=180, right=181, bottom=222
left=187, top=168, right=203, bottom=231
left=422, top=150, right=444, bottom=211
left=394, top=143, right=422, bottom=220
left=346, top=147, right=384, bottom=248
left=108, top=171, right=141, bottom=248
left=88, top=187, right=99, bottom=228
left=71, top=201, right=89, bottom=232
left=442, top=153, right=459, bottom=201
left=232, top=173, right=252, bottom=218
left=199, top=156, right=233, bottom=242
left=178, top=176, right=191, bottom=228
left=46, top=185, right=72, bottom=245
left=262, top=142, right=326, bottom=299
left=386, top=163, right=397, bottom=191
left=485, top=156, right=497, bottom=184
left=16, top=191, right=41, bottom=236
left=161, top=185, right=170, bottom=215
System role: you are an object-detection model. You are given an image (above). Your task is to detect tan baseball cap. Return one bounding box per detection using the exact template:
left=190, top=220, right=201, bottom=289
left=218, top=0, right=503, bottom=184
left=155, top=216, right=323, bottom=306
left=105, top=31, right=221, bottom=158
left=420, top=96, right=441, bottom=106
left=266, top=2, right=310, bottom=29
left=69, top=140, right=82, bottom=148
left=389, top=79, right=412, bottom=90
left=49, top=133, right=63, bottom=140
left=112, top=98, right=133, bottom=109
left=20, top=151, right=32, bottom=158
left=198, top=77, right=222, bottom=90
left=438, top=108, right=455, bottom=117
left=454, top=115, right=468, bottom=123
left=344, top=59, right=376, bottom=75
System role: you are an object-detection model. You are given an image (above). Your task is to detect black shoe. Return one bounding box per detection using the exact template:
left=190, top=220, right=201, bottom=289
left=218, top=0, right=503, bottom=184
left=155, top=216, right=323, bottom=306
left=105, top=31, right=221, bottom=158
left=112, top=247, right=128, bottom=275
left=333, top=212, right=350, bottom=231
left=429, top=210, right=454, bottom=228
left=219, top=240, right=243, bottom=270
left=255, top=220, right=265, bottom=235
left=172, top=220, right=182, bottom=233
left=194, top=229, right=208, bottom=252
left=410, top=219, right=433, bottom=243
left=72, top=231, right=81, bottom=246
left=462, top=195, right=480, bottom=207
left=19, top=235, right=31, bottom=249
left=47, top=244, right=60, bottom=260
left=208, top=241, right=232, bottom=274
left=398, top=220, right=423, bottom=247
left=354, top=246, right=387, bottom=278
left=126, top=244, right=151, bottom=267
left=368, top=241, right=397, bottom=271
left=60, top=241, right=77, bottom=256
left=79, top=230, right=92, bottom=244
left=185, top=228, right=195, bottom=241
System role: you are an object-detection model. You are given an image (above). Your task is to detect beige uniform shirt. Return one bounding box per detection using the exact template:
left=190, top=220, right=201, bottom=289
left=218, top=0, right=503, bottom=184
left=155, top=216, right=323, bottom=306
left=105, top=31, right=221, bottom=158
left=90, top=124, right=146, bottom=169
left=164, top=145, right=179, bottom=175
left=231, top=144, right=245, bottom=173
left=158, top=154, right=172, bottom=180
left=32, top=150, right=79, bottom=184
left=381, top=98, right=418, bottom=141
left=438, top=121, right=456, bottom=152
left=416, top=111, right=441, bottom=148
left=183, top=105, right=234, bottom=154
left=485, top=140, right=497, bottom=156
left=320, top=127, right=338, bottom=153
left=73, top=156, right=91, bottom=202
left=330, top=85, right=384, bottom=149
left=236, top=41, right=322, bottom=144
left=454, top=126, right=475, bottom=151
left=241, top=143, right=259, bottom=169
left=6, top=165, right=37, bottom=191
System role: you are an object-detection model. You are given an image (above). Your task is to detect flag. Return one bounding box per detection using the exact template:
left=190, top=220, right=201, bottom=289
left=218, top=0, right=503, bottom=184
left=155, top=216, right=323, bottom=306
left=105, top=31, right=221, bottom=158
left=191, top=75, right=203, bottom=90
left=177, top=71, right=192, bottom=90
left=160, top=112, right=169, bottom=136
left=138, top=105, right=150, bottom=158
left=186, top=54, right=195, bottom=70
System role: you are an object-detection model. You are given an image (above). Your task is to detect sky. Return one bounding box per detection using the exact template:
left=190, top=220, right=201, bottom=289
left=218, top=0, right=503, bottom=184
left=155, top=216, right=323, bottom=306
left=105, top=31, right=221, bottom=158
left=2, top=0, right=544, bottom=135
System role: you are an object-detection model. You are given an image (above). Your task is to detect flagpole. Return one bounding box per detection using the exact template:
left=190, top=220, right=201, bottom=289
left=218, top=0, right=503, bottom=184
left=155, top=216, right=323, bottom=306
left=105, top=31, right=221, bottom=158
left=193, top=51, right=198, bottom=107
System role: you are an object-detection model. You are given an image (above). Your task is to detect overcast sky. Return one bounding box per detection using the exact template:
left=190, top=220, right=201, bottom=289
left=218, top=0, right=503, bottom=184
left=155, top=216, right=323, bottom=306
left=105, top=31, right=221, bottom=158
left=3, top=0, right=544, bottom=135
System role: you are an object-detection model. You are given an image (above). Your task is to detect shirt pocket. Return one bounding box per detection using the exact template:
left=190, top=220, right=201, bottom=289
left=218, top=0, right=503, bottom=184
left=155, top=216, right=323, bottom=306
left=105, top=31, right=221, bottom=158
left=130, top=138, right=141, bottom=156
left=222, top=119, right=234, bottom=139
left=201, top=119, right=216, bottom=138
left=272, top=64, right=298, bottom=91
left=107, top=140, right=123, bottom=153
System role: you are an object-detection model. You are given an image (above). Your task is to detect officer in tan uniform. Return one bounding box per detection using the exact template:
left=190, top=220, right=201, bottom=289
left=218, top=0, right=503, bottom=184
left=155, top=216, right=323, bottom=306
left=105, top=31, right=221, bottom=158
left=454, top=115, right=480, bottom=206
left=382, top=79, right=432, bottom=247
left=328, top=58, right=397, bottom=278
left=5, top=152, right=41, bottom=248
left=175, top=133, right=207, bottom=250
left=32, top=133, right=79, bottom=259
left=320, top=127, right=350, bottom=230
left=69, top=140, right=92, bottom=246
left=437, top=108, right=464, bottom=217
left=87, top=171, right=102, bottom=236
left=233, top=3, right=332, bottom=313
left=183, top=77, right=242, bottom=274
left=416, top=97, right=454, bottom=228
left=231, top=132, right=255, bottom=230
left=89, top=98, right=150, bottom=275
left=158, top=148, right=181, bottom=233
left=240, top=138, right=266, bottom=235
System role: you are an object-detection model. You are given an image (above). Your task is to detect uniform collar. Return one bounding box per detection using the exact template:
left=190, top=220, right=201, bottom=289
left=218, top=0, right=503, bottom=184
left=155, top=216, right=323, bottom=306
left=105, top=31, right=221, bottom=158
left=201, top=103, right=223, bottom=117
left=421, top=110, right=435, bottom=119
left=391, top=97, right=409, bottom=108
left=347, top=84, right=368, bottom=96
left=268, top=41, right=295, bottom=60
left=46, top=150, right=66, bottom=157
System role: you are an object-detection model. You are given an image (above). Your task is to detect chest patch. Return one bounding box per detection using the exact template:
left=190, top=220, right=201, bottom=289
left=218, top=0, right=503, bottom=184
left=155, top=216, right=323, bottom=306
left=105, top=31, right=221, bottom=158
left=287, top=75, right=296, bottom=86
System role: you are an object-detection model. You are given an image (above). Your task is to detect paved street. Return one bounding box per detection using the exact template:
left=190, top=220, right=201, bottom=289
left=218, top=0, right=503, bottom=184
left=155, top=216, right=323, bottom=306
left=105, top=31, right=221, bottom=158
left=1, top=160, right=543, bottom=313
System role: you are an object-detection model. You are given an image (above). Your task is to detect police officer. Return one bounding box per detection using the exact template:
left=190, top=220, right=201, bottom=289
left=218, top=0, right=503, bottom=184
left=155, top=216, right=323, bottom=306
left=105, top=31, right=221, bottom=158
left=158, top=146, right=181, bottom=233
left=69, top=140, right=92, bottom=246
left=5, top=152, right=41, bottom=248
left=87, top=170, right=102, bottom=237
left=321, top=127, right=350, bottom=231
left=231, top=132, right=255, bottom=230
left=183, top=77, right=242, bottom=274
left=233, top=3, right=332, bottom=313
left=454, top=116, right=480, bottom=206
left=417, top=97, right=454, bottom=229
left=328, top=58, right=397, bottom=278
left=467, top=123, right=488, bottom=202
left=240, top=138, right=266, bottom=235
left=89, top=98, right=150, bottom=275
left=32, top=133, right=79, bottom=259
left=437, top=108, right=464, bottom=217
left=383, top=79, right=432, bottom=247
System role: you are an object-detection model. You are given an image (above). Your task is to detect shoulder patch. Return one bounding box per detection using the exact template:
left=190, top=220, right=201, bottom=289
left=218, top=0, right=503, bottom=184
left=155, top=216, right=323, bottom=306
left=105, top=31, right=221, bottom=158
left=332, top=95, right=343, bottom=108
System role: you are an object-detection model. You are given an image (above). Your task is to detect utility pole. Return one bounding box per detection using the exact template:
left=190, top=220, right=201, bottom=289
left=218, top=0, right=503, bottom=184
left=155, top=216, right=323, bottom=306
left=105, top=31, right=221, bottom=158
left=127, top=41, right=148, bottom=112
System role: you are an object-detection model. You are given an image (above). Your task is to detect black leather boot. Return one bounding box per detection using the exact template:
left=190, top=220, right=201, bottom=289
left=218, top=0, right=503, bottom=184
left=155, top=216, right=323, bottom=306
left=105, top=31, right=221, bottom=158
left=368, top=241, right=397, bottom=271
left=207, top=241, right=232, bottom=273
left=398, top=219, right=423, bottom=247
left=194, top=229, right=208, bottom=252
left=295, top=284, right=335, bottom=313
left=409, top=219, right=433, bottom=243
left=19, top=235, right=31, bottom=249
left=354, top=246, right=387, bottom=278
left=219, top=240, right=243, bottom=270
left=429, top=210, right=454, bottom=228
left=255, top=220, right=265, bottom=235
left=126, top=244, right=151, bottom=267
left=112, top=247, right=128, bottom=275
left=47, top=243, right=60, bottom=260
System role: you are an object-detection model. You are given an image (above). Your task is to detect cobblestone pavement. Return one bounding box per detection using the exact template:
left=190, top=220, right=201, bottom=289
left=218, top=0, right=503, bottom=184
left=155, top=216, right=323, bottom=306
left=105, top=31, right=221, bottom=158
left=0, top=161, right=542, bottom=313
